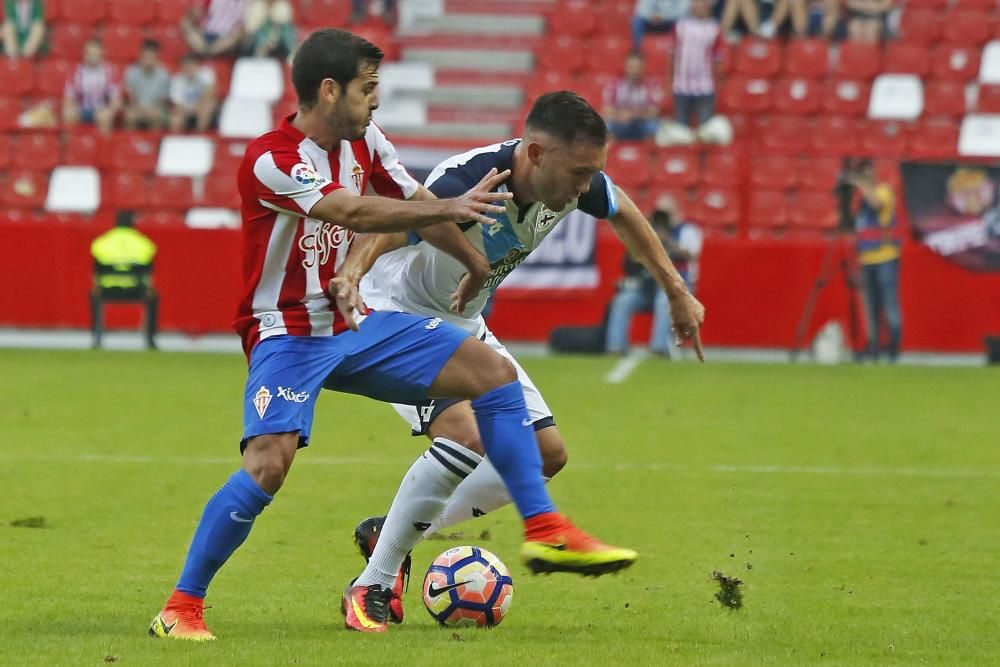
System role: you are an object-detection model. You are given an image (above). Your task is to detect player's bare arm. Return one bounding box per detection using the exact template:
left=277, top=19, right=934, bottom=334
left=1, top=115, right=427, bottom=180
left=607, top=185, right=707, bottom=361
left=311, top=167, right=512, bottom=233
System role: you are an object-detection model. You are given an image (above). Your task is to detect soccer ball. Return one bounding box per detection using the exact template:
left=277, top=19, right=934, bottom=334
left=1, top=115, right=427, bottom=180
left=422, top=546, right=513, bottom=628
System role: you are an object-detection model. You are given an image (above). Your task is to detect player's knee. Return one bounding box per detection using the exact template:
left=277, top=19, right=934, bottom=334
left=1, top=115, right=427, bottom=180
left=541, top=442, right=568, bottom=478
left=487, top=355, right=518, bottom=388
left=242, top=434, right=296, bottom=494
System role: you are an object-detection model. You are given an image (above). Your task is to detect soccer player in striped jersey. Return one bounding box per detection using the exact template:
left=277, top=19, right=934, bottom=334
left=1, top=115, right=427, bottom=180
left=148, top=31, right=637, bottom=640
left=342, top=91, right=706, bottom=625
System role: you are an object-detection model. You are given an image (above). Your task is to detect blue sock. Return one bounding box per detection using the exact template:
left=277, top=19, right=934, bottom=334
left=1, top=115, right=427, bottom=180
left=176, top=469, right=273, bottom=598
left=471, top=381, right=556, bottom=519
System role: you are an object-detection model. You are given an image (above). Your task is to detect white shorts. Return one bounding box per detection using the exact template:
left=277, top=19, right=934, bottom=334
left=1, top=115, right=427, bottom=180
left=391, top=321, right=554, bottom=436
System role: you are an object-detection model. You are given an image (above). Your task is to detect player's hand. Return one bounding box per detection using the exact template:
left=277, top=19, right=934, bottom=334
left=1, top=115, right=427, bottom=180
left=451, top=168, right=513, bottom=225
left=451, top=255, right=490, bottom=314
left=669, top=292, right=706, bottom=362
left=327, top=275, right=366, bottom=332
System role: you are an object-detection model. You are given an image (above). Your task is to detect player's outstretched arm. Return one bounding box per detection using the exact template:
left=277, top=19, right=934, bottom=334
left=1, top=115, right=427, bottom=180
left=607, top=186, right=707, bottom=361
left=310, top=168, right=513, bottom=234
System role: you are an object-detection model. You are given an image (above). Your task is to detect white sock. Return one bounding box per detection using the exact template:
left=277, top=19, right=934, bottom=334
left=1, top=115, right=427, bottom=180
left=354, top=438, right=481, bottom=588
left=423, top=457, right=550, bottom=538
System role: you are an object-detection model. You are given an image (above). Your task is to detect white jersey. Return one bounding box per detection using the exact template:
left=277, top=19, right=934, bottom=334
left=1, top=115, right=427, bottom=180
left=361, top=139, right=619, bottom=332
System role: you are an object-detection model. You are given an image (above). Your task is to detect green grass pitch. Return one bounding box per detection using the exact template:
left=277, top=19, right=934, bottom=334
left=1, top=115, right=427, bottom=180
left=2, top=349, right=998, bottom=665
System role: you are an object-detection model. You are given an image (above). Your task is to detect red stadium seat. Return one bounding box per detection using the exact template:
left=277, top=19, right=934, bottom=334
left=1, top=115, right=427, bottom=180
left=298, top=0, right=352, bottom=28
left=605, top=143, right=653, bottom=190
left=689, top=187, right=740, bottom=230
left=908, top=119, right=960, bottom=159
left=135, top=210, right=186, bottom=228
left=150, top=25, right=188, bottom=65
left=62, top=132, right=106, bottom=165
left=105, top=133, right=161, bottom=172
left=536, top=35, right=587, bottom=76
left=148, top=176, right=196, bottom=210
left=931, top=44, right=981, bottom=81
left=108, top=0, right=158, bottom=26
left=883, top=43, right=931, bottom=77
left=651, top=151, right=700, bottom=190
left=0, top=138, right=15, bottom=174
left=1, top=170, right=47, bottom=209
left=350, top=24, right=398, bottom=61
left=953, top=0, right=996, bottom=11
left=809, top=115, right=863, bottom=155
left=0, top=101, right=17, bottom=132
left=103, top=171, right=152, bottom=210
left=155, top=0, right=191, bottom=24
left=749, top=155, right=798, bottom=191
left=641, top=35, right=672, bottom=71
left=560, top=0, right=598, bottom=38
left=747, top=190, right=789, bottom=230
left=755, top=114, right=810, bottom=154
left=734, top=39, right=782, bottom=78
left=833, top=42, right=882, bottom=80
left=976, top=83, right=1000, bottom=112
left=103, top=25, right=144, bottom=65
left=584, top=36, right=631, bottom=76
left=898, top=9, right=945, bottom=45
left=213, top=139, right=250, bottom=177
left=821, top=78, right=870, bottom=116
left=788, top=192, right=839, bottom=232
left=49, top=24, right=91, bottom=61
left=905, top=0, right=947, bottom=8
left=783, top=39, right=829, bottom=78
left=35, top=59, right=75, bottom=98
left=796, top=156, right=843, bottom=192
left=859, top=121, right=909, bottom=157
left=943, top=11, right=993, bottom=45
left=11, top=133, right=61, bottom=171
left=701, top=152, right=740, bottom=188
left=205, top=59, right=234, bottom=97
left=922, top=80, right=967, bottom=118
left=596, top=0, right=634, bottom=33
left=773, top=77, right=821, bottom=115
left=202, top=171, right=241, bottom=208
left=524, top=71, right=577, bottom=105
left=60, top=0, right=107, bottom=25
left=0, top=59, right=35, bottom=97
left=719, top=76, right=772, bottom=114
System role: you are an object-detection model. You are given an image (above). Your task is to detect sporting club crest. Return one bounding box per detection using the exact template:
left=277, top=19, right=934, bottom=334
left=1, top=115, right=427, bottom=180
left=253, top=386, right=273, bottom=419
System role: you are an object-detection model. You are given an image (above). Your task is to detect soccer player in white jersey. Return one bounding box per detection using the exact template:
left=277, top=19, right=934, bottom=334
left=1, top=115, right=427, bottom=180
left=148, top=33, right=639, bottom=640
left=340, top=91, right=706, bottom=625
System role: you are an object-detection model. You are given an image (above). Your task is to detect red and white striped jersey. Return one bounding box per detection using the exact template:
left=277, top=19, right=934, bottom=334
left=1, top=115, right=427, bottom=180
left=233, top=114, right=419, bottom=356
left=197, top=0, right=247, bottom=37
left=672, top=17, right=723, bottom=96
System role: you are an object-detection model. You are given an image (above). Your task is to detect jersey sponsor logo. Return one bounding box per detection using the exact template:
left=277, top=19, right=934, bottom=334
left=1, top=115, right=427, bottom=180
left=253, top=386, right=272, bottom=419
left=424, top=317, right=443, bottom=330
left=484, top=248, right=528, bottom=289
left=426, top=581, right=464, bottom=598
left=277, top=386, right=309, bottom=403
left=291, top=163, right=325, bottom=187
left=298, top=222, right=354, bottom=269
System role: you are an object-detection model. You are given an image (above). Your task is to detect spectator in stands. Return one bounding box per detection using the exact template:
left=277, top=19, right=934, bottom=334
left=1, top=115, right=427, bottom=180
left=63, top=39, right=122, bottom=135
left=603, top=52, right=663, bottom=142
left=124, top=40, right=171, bottom=130
left=605, top=195, right=703, bottom=357
left=672, top=0, right=722, bottom=129
left=848, top=159, right=902, bottom=362
left=182, top=0, right=248, bottom=57
left=169, top=53, right=218, bottom=131
left=2, top=0, right=46, bottom=58
left=720, top=0, right=761, bottom=37
left=632, top=0, right=690, bottom=51
left=765, top=0, right=808, bottom=37
left=845, top=0, right=891, bottom=42
left=245, top=0, right=297, bottom=60
left=352, top=0, right=396, bottom=25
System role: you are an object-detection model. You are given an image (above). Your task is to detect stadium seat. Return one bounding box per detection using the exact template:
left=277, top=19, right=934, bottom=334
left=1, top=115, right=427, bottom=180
left=103, top=24, right=144, bottom=64
left=108, top=0, right=157, bottom=26
left=297, top=0, right=352, bottom=28
left=49, top=24, right=90, bottom=61
left=958, top=114, right=1000, bottom=156
left=584, top=36, right=631, bottom=76
left=596, top=0, right=634, bottom=33
left=212, top=140, right=250, bottom=177
left=922, top=80, right=968, bottom=118
left=788, top=192, right=839, bottom=233
left=904, top=0, right=948, bottom=9
left=980, top=41, right=1000, bottom=83
left=229, top=58, right=285, bottom=103
left=201, top=171, right=241, bottom=208
left=833, top=42, right=882, bottom=80
left=0, top=98, right=21, bottom=132
left=102, top=171, right=151, bottom=209
left=747, top=190, right=789, bottom=231
left=734, top=39, right=782, bottom=78
left=150, top=25, right=188, bottom=64
left=1, top=170, right=48, bottom=209
left=860, top=121, right=910, bottom=157
left=883, top=43, right=931, bottom=77
left=148, top=176, right=195, bottom=210
left=11, top=133, right=61, bottom=171
left=701, top=152, right=740, bottom=188
left=62, top=132, right=104, bottom=165
left=749, top=155, right=798, bottom=191
left=909, top=119, right=960, bottom=159
left=106, top=133, right=161, bottom=173
left=756, top=114, right=811, bottom=154
left=350, top=24, right=398, bottom=61
left=34, top=59, right=74, bottom=98
left=975, top=83, right=1000, bottom=112
left=809, top=115, right=863, bottom=155
left=868, top=74, right=924, bottom=121
left=185, top=207, right=241, bottom=229
left=719, top=77, right=772, bottom=114
left=953, top=0, right=996, bottom=12
left=0, top=132, right=10, bottom=167
left=931, top=44, right=981, bottom=81
left=821, top=78, right=870, bottom=116
left=560, top=0, right=598, bottom=37
left=641, top=35, right=672, bottom=73
left=782, top=39, right=828, bottom=79
left=943, top=11, right=992, bottom=46
left=45, top=166, right=100, bottom=213
left=157, top=135, right=215, bottom=177
left=651, top=152, right=700, bottom=190
left=525, top=70, right=577, bottom=105
left=155, top=0, right=191, bottom=23
left=773, top=77, right=821, bottom=115
left=0, top=59, right=35, bottom=97
left=135, top=210, right=186, bottom=228
left=535, top=35, right=586, bottom=76
left=59, top=0, right=106, bottom=25
left=897, top=8, right=945, bottom=45
left=689, top=187, right=740, bottom=230
left=797, top=156, right=843, bottom=193
left=605, top=143, right=653, bottom=190
left=220, top=98, right=273, bottom=138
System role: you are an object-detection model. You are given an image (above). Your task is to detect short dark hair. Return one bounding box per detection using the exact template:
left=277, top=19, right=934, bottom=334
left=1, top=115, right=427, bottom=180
left=292, top=29, right=384, bottom=107
left=525, top=91, right=608, bottom=146
left=141, top=39, right=160, bottom=52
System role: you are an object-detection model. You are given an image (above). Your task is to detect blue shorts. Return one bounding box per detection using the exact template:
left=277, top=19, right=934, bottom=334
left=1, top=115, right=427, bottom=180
left=241, top=310, right=470, bottom=450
